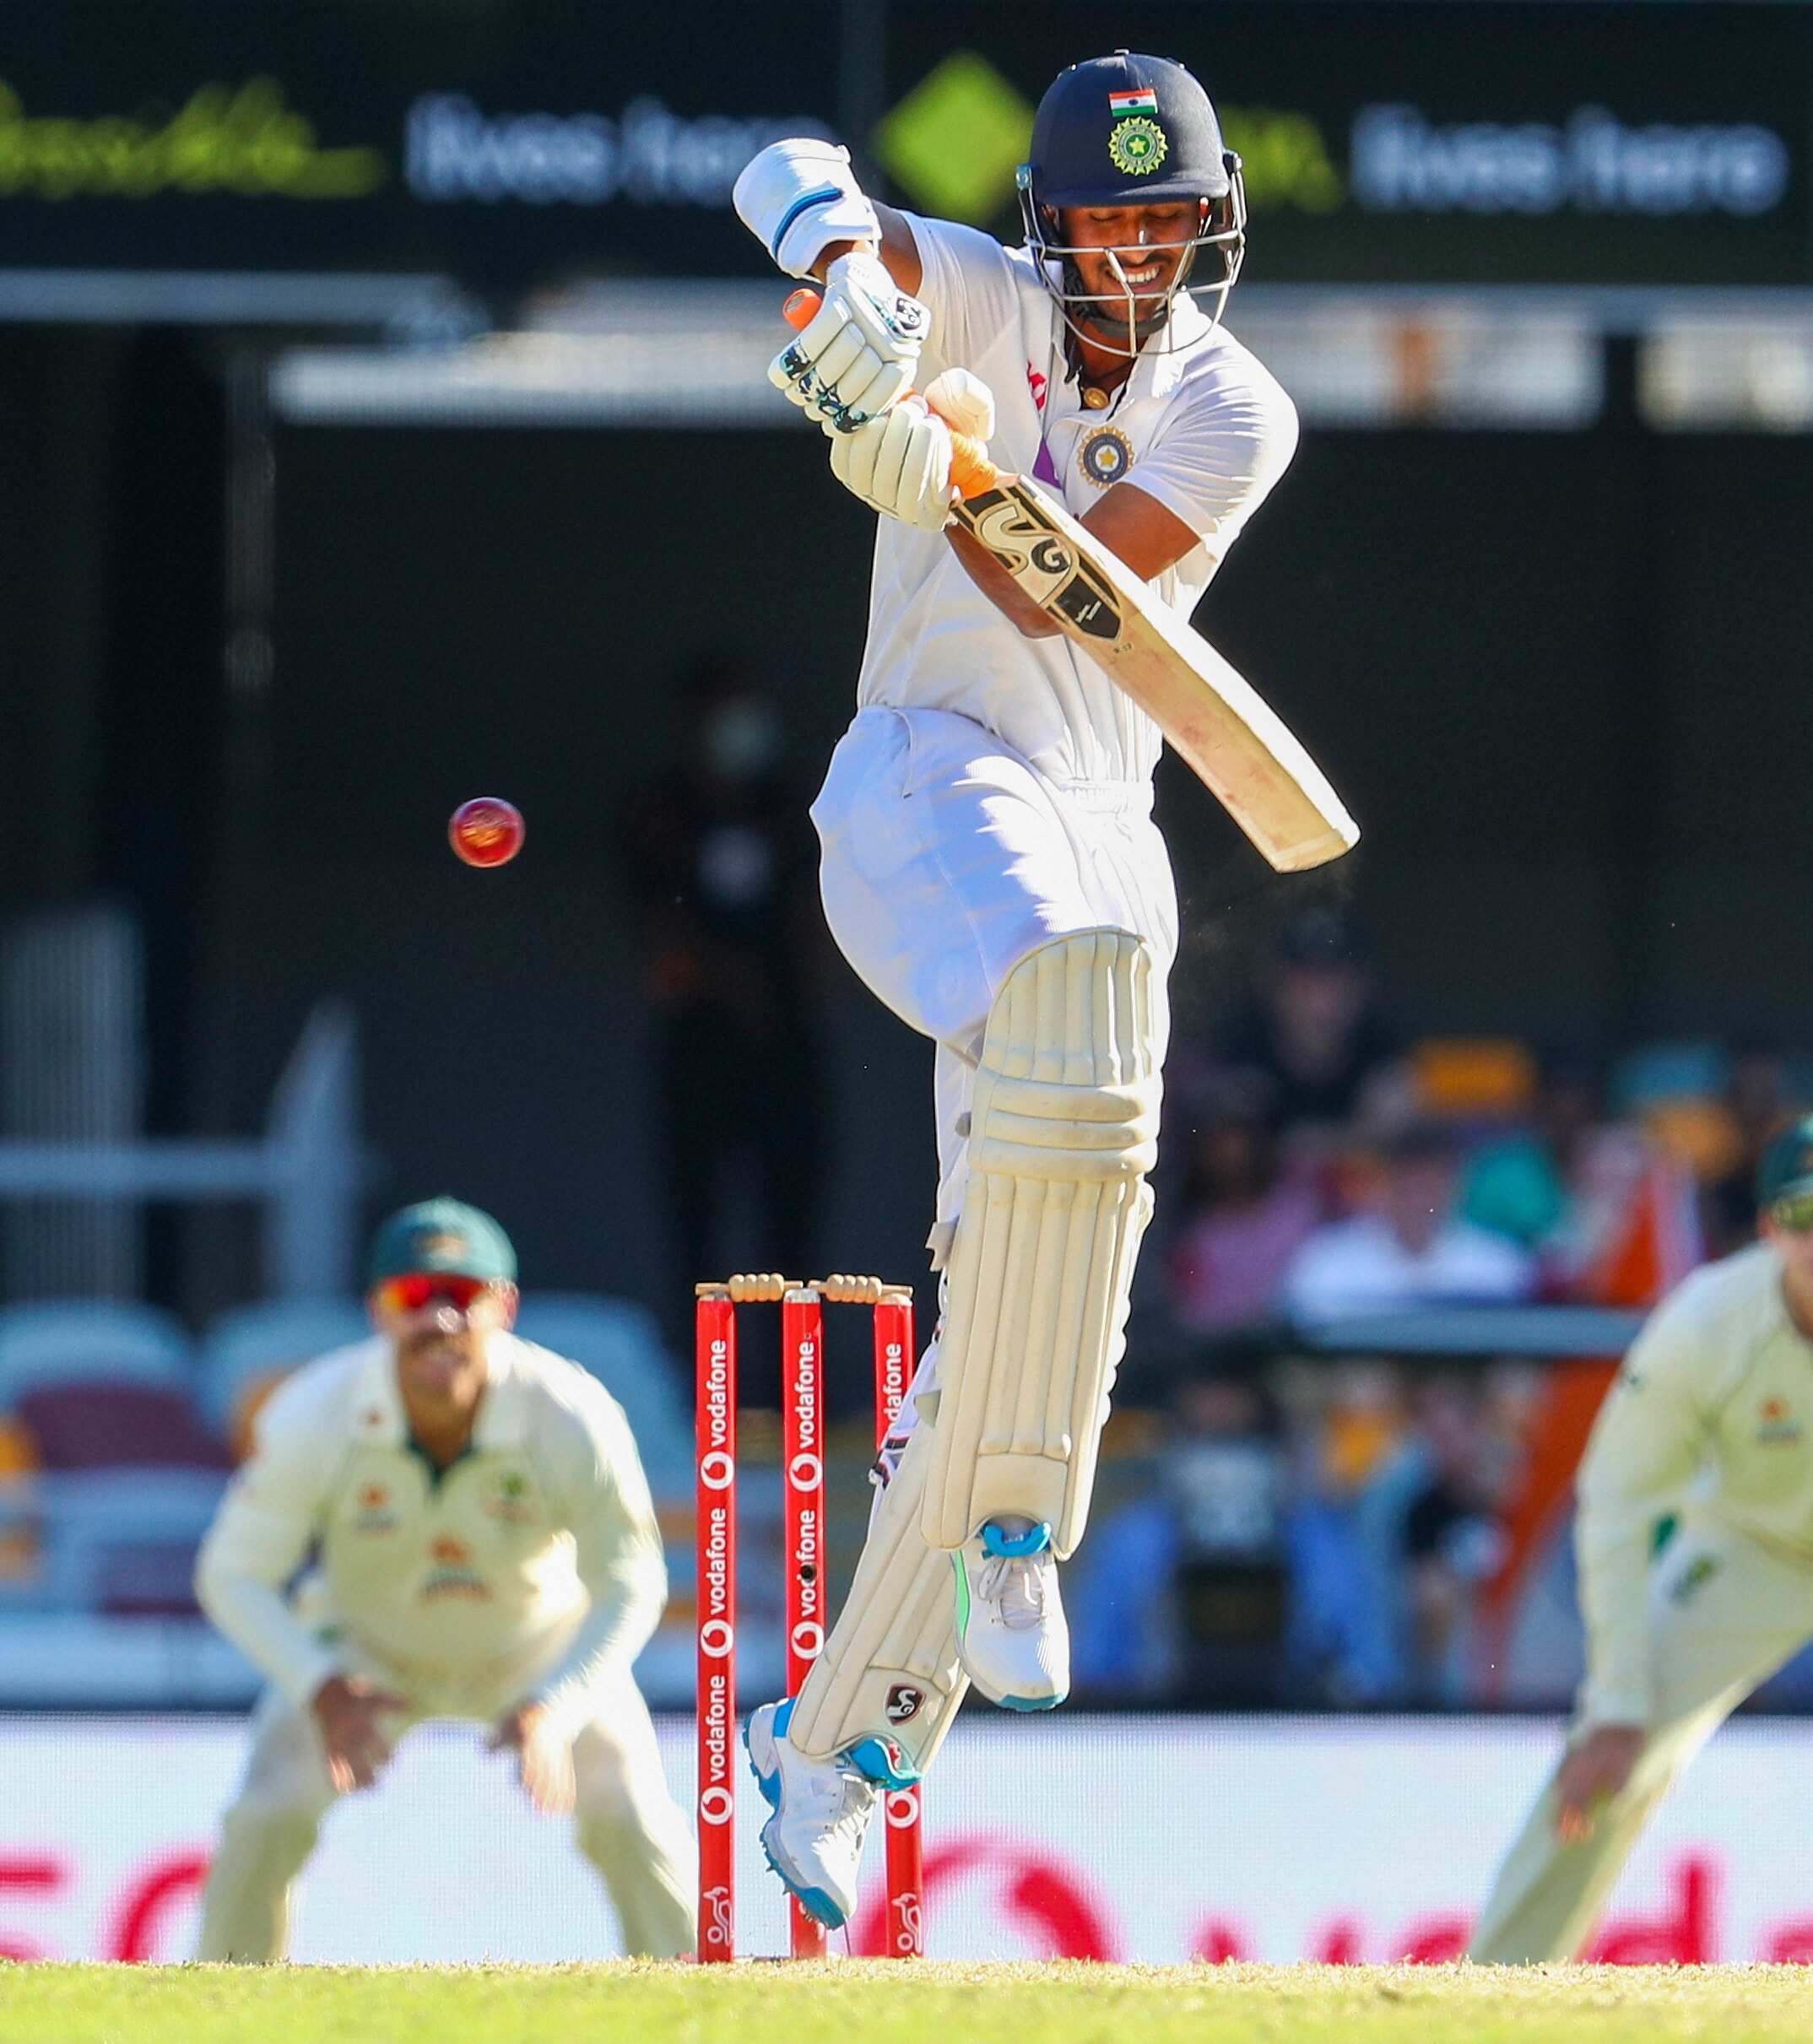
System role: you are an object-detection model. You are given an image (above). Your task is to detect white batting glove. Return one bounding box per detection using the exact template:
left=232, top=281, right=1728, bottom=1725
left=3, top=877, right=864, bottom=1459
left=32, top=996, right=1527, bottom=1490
left=921, top=368, right=997, bottom=443
left=770, top=250, right=929, bottom=432
left=827, top=397, right=954, bottom=532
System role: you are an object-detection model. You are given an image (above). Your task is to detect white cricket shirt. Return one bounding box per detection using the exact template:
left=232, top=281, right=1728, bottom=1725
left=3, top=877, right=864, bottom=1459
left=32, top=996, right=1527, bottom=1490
left=1577, top=1241, right=1813, bottom=1723
left=857, top=213, right=1300, bottom=786
left=195, top=1333, right=667, bottom=1733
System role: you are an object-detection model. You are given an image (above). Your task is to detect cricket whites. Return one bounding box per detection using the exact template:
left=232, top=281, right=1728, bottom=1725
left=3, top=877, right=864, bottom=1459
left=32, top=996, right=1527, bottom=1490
left=783, top=289, right=1359, bottom=874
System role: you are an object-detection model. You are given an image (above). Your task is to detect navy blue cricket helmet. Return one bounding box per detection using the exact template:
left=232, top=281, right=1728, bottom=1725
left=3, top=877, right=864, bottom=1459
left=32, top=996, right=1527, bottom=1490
left=1017, top=51, right=1247, bottom=343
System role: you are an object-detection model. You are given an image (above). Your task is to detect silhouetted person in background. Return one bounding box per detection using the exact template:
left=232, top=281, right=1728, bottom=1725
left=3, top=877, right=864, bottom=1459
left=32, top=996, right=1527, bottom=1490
left=623, top=657, right=828, bottom=1347
left=1213, top=908, right=1410, bottom=1141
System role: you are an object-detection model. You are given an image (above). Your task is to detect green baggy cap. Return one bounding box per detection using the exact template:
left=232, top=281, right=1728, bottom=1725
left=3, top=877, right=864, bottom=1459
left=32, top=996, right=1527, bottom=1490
left=366, top=1197, right=517, bottom=1287
left=1758, top=1116, right=1813, bottom=1210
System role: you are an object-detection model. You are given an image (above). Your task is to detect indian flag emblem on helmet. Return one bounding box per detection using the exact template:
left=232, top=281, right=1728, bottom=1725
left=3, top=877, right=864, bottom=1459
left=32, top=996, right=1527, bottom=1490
left=1108, top=116, right=1167, bottom=177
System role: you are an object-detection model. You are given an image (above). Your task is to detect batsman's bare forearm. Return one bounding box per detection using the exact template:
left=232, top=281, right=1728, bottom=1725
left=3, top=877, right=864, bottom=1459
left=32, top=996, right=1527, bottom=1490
left=947, top=525, right=1061, bottom=638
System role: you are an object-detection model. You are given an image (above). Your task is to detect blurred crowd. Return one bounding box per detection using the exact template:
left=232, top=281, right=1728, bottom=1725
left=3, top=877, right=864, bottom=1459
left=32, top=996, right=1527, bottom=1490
left=1066, top=906, right=1812, bottom=1711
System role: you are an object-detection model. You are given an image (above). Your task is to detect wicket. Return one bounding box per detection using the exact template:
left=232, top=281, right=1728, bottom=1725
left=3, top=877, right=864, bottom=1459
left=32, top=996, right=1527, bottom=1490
left=695, top=1273, right=926, bottom=1963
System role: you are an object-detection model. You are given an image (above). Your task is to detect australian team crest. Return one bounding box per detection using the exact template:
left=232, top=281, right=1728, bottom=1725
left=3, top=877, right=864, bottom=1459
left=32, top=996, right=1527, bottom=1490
left=1108, top=116, right=1168, bottom=177
left=352, top=1481, right=398, bottom=1533
left=483, top=1469, right=538, bottom=1522
left=1757, top=1395, right=1802, bottom=1445
left=1079, top=425, right=1135, bottom=489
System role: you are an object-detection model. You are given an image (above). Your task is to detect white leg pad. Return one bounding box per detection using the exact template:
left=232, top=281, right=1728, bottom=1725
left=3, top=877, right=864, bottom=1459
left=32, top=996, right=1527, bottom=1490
left=786, top=1422, right=969, bottom=1775
left=919, top=929, right=1160, bottom=1558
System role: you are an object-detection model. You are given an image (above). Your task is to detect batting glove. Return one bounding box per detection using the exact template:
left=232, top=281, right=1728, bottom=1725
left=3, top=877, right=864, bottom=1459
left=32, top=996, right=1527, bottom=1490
left=771, top=250, right=929, bottom=432
left=827, top=397, right=954, bottom=533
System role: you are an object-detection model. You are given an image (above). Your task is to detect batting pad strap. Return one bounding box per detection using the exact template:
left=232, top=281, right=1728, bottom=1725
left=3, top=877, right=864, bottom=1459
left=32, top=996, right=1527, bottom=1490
left=920, top=929, right=1160, bottom=1559
left=787, top=1424, right=968, bottom=1776
left=968, top=1074, right=1158, bottom=1176
left=733, top=138, right=882, bottom=279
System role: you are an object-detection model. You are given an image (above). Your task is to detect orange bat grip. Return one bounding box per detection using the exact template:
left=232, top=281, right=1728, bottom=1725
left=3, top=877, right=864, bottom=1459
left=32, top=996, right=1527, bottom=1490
left=782, top=288, right=1002, bottom=500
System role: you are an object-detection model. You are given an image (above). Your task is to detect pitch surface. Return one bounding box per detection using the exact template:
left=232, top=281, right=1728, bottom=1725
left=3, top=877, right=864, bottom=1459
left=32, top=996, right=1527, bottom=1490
left=8, top=1961, right=1813, bottom=2042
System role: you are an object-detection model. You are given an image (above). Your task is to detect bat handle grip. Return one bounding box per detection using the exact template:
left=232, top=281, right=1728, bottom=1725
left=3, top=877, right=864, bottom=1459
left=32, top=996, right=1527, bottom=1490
left=781, top=288, right=1004, bottom=502
left=941, top=431, right=1002, bottom=501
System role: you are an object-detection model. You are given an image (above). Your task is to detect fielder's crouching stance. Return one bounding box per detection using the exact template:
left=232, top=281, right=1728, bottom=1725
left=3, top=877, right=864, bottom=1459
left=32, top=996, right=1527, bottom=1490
left=193, top=1199, right=695, bottom=1960
left=732, top=47, right=1299, bottom=1928
left=1471, top=1118, right=1813, bottom=1961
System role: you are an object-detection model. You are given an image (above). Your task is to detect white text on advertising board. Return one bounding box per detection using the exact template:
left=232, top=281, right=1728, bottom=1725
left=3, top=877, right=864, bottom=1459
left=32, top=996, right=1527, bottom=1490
left=1352, top=105, right=1789, bottom=217
left=406, top=95, right=832, bottom=207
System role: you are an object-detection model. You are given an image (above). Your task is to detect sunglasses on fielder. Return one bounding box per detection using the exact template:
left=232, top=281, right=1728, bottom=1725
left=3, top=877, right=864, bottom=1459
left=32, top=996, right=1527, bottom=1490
left=1770, top=1192, right=1813, bottom=1235
left=371, top=1273, right=503, bottom=1316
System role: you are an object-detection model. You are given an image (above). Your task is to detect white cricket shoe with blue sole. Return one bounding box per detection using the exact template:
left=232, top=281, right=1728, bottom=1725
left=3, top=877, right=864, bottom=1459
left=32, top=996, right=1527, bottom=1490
left=744, top=1698, right=915, bottom=1932
left=955, top=1519, right=1070, bottom=1711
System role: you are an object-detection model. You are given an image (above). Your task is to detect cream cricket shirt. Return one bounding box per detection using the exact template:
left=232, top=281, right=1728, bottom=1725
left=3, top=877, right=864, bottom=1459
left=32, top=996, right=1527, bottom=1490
left=195, top=1334, right=667, bottom=1734
left=857, top=214, right=1301, bottom=788
left=1578, top=1241, right=1813, bottom=1723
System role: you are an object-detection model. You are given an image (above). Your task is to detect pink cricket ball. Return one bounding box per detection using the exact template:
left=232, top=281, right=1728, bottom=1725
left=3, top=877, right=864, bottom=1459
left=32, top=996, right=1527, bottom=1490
left=448, top=797, right=525, bottom=868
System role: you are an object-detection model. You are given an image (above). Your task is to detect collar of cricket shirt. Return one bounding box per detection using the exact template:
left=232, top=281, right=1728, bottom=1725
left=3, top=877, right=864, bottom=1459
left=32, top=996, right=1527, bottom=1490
left=349, top=1331, right=533, bottom=1453
left=1127, top=287, right=1214, bottom=407
left=470, top=1335, right=533, bottom=1452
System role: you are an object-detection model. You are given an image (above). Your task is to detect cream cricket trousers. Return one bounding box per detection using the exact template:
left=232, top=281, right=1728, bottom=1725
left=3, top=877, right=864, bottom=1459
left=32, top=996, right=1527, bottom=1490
left=196, top=1656, right=696, bottom=1962
left=1469, top=1512, right=1813, bottom=1963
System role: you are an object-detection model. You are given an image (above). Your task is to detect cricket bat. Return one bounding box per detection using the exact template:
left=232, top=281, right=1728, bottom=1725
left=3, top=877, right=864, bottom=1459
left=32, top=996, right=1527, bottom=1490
left=782, top=290, right=1359, bottom=873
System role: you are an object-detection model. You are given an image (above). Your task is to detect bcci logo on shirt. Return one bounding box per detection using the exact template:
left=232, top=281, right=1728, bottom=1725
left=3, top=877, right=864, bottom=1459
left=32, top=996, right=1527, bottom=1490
left=1079, top=426, right=1134, bottom=489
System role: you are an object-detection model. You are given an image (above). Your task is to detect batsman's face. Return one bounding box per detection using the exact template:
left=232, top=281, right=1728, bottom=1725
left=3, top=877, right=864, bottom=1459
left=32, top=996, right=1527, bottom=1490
left=372, top=1279, right=517, bottom=1425
left=1063, top=203, right=1197, bottom=316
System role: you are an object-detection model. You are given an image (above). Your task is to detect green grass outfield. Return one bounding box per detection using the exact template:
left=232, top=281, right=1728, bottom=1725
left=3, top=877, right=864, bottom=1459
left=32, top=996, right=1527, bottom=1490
left=8, top=1962, right=1813, bottom=2044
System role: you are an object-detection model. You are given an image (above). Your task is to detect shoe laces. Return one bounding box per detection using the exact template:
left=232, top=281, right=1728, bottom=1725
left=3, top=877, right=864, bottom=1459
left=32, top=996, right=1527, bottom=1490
left=977, top=1550, right=1048, bottom=1631
left=796, top=1749, right=878, bottom=1844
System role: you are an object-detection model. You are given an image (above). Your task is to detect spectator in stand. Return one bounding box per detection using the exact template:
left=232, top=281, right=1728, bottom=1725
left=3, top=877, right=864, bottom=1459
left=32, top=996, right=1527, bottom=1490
left=1459, top=1048, right=1605, bottom=1253
left=1068, top=1355, right=1292, bottom=1706
left=1396, top=1376, right=1517, bottom=1703
left=1213, top=908, right=1410, bottom=1142
left=620, top=655, right=830, bottom=1333
left=1702, top=1038, right=1809, bottom=1258
left=1459, top=1046, right=1648, bottom=1292
left=1283, top=1122, right=1535, bottom=1329
left=1164, top=1071, right=1323, bottom=1336
left=1164, top=1365, right=1293, bottom=1706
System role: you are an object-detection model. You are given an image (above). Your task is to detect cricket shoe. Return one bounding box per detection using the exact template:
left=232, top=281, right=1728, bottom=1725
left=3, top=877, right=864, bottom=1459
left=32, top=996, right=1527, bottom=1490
left=744, top=1698, right=916, bottom=1931
left=954, top=1519, right=1069, bottom=1711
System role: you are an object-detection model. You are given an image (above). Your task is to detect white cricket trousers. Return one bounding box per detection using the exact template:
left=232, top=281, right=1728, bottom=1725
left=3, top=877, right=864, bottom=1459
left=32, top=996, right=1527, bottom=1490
left=812, top=705, right=1179, bottom=1241
left=1469, top=1511, right=1813, bottom=1962
left=196, top=1656, right=696, bottom=1961
left=787, top=706, right=1178, bottom=1771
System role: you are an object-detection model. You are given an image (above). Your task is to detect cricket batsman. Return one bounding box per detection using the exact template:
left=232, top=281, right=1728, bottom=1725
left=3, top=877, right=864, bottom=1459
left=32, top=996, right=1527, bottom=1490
left=192, top=1198, right=695, bottom=1960
left=729, top=49, right=1299, bottom=1927
left=1470, top=1117, right=1813, bottom=1960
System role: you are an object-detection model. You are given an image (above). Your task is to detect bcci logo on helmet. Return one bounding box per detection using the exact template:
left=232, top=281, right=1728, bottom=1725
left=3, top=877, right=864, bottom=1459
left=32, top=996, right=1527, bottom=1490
left=1107, top=116, right=1167, bottom=177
